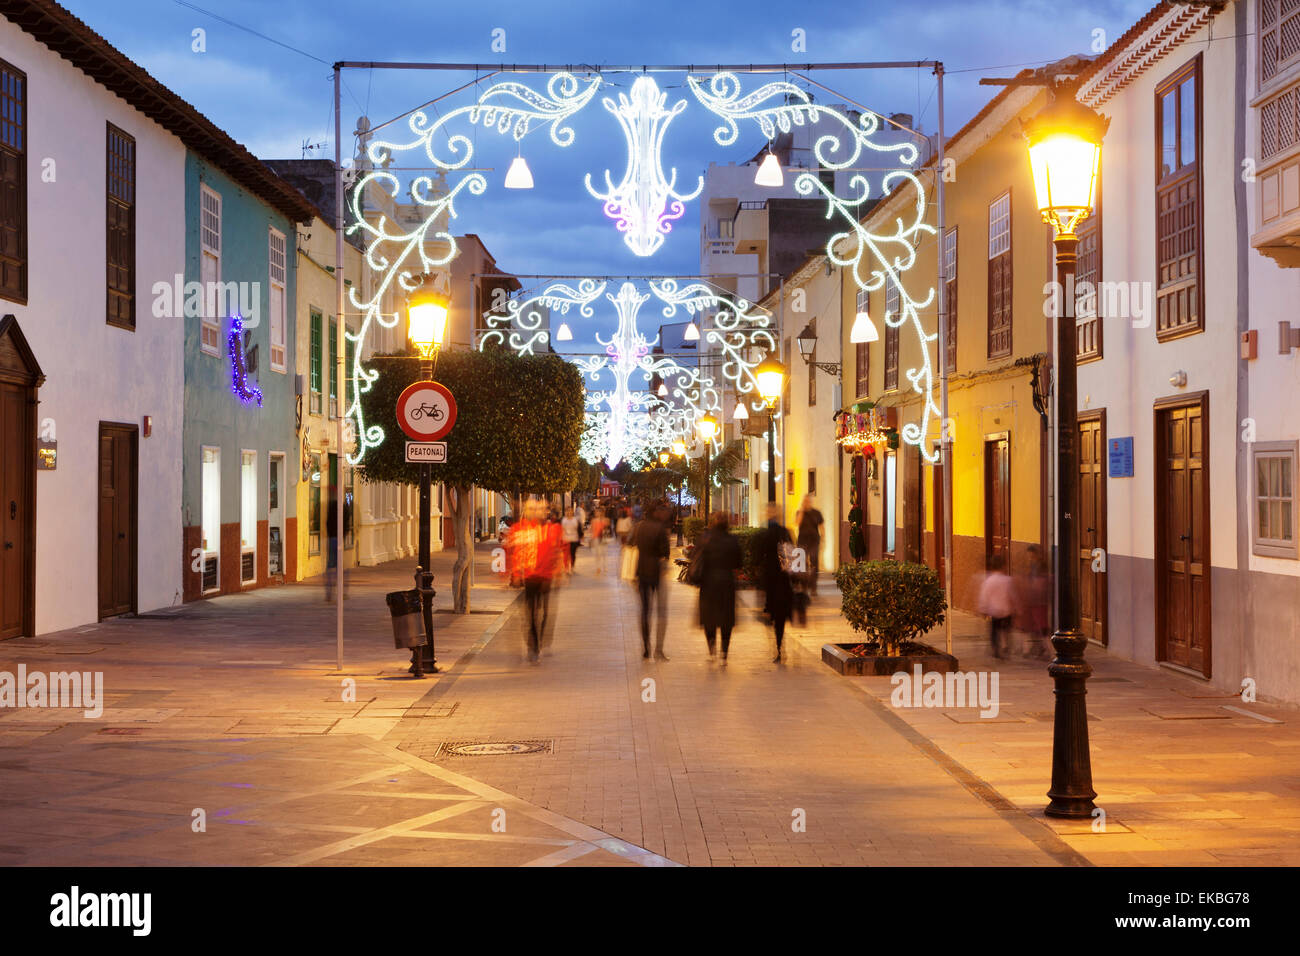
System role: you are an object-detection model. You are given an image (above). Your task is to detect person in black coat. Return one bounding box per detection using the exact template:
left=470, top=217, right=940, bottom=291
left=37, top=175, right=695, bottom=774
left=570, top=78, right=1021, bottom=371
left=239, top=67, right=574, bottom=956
left=631, top=501, right=672, bottom=661
left=756, top=504, right=794, bottom=663
left=697, top=511, right=742, bottom=663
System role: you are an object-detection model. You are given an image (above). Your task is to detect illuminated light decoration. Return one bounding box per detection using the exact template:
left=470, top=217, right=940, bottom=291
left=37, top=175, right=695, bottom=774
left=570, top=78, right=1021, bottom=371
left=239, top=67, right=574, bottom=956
left=657, top=382, right=668, bottom=396
left=836, top=408, right=893, bottom=451
left=504, top=155, right=534, bottom=189
left=342, top=72, right=600, bottom=464
left=555, top=321, right=573, bottom=341
left=584, top=77, right=704, bottom=257
left=850, top=308, right=880, bottom=343
left=754, top=150, right=783, bottom=187
left=733, top=401, right=748, bottom=420
left=683, top=320, right=699, bottom=341
left=228, top=315, right=263, bottom=407
left=479, top=278, right=605, bottom=354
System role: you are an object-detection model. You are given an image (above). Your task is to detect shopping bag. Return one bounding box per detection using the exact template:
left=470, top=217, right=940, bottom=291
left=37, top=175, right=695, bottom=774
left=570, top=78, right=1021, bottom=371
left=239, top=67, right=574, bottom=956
left=620, top=546, right=638, bottom=582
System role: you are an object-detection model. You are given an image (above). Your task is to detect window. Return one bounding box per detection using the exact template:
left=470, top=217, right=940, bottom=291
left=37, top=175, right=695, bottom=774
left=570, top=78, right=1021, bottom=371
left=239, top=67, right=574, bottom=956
left=309, top=308, right=323, bottom=414
left=201, top=446, right=221, bottom=592
left=200, top=185, right=222, bottom=353
left=943, top=227, right=957, bottom=372
left=329, top=316, right=338, bottom=418
left=345, top=331, right=355, bottom=412
left=884, top=451, right=897, bottom=556
left=1076, top=173, right=1102, bottom=361
left=1260, top=0, right=1300, bottom=87
left=0, top=60, right=26, bottom=303
left=787, top=469, right=795, bottom=494
left=240, top=451, right=257, bottom=583
left=987, top=191, right=1012, bottom=358
left=807, top=318, right=816, bottom=407
left=808, top=468, right=816, bottom=494
left=309, top=454, right=322, bottom=555
left=1155, top=57, right=1202, bottom=340
left=106, top=124, right=135, bottom=328
left=855, top=287, right=869, bottom=397
left=884, top=280, right=899, bottom=391
left=1253, top=442, right=1297, bottom=558
left=269, top=228, right=286, bottom=370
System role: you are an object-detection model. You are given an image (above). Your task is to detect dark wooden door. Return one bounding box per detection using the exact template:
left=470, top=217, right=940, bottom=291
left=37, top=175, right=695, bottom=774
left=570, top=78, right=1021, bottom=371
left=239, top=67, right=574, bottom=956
left=1156, top=398, right=1209, bottom=675
left=932, top=456, right=946, bottom=582
left=903, top=443, right=924, bottom=562
left=984, top=437, right=1010, bottom=569
left=1, top=382, right=29, bottom=638
left=97, top=423, right=137, bottom=619
left=1078, top=414, right=1107, bottom=644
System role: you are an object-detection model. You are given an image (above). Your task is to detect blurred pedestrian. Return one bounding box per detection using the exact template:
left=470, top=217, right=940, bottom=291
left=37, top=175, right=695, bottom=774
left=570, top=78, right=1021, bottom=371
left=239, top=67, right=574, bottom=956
left=978, top=553, right=1016, bottom=660
left=696, top=511, right=742, bottom=663
left=589, top=506, right=610, bottom=574
left=794, top=494, right=824, bottom=598
left=756, top=504, right=794, bottom=663
left=1017, top=545, right=1053, bottom=659
left=632, top=501, right=671, bottom=661
left=561, top=506, right=581, bottom=572
left=509, top=500, right=562, bottom=663
left=616, top=507, right=633, bottom=545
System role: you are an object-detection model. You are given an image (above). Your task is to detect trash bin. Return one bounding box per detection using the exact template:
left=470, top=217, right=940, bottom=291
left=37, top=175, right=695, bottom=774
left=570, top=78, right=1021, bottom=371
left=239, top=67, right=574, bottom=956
left=386, top=589, right=427, bottom=649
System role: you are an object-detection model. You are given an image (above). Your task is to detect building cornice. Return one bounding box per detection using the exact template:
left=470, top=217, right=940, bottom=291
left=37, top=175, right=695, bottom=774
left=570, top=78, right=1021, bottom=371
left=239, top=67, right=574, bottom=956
left=1077, top=2, right=1221, bottom=108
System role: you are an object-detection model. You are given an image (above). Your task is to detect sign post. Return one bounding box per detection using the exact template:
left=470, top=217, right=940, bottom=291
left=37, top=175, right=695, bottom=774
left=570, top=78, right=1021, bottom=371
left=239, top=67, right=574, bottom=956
left=397, top=380, right=457, bottom=674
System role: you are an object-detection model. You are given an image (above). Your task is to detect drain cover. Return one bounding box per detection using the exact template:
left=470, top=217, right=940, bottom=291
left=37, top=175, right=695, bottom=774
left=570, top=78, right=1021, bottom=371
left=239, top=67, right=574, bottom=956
left=437, top=739, right=552, bottom=757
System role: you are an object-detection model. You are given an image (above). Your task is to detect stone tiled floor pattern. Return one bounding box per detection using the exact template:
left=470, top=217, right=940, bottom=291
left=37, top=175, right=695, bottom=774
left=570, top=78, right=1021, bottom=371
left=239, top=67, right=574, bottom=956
left=2, top=542, right=1297, bottom=866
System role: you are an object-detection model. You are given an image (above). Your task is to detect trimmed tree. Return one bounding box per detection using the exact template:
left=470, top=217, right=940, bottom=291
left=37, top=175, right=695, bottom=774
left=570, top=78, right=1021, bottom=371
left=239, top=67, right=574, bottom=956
left=358, top=347, right=586, bottom=612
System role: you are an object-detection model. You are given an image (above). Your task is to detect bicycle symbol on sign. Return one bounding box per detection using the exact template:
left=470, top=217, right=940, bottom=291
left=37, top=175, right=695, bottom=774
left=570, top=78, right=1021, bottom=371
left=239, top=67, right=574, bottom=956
left=410, top=402, right=444, bottom=422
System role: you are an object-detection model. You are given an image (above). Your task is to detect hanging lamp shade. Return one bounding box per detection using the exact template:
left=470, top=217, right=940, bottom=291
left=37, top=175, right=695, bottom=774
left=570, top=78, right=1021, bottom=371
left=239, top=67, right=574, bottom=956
left=733, top=401, right=749, bottom=420
left=684, top=321, right=700, bottom=341
left=657, top=382, right=668, bottom=397
left=555, top=322, right=573, bottom=341
left=504, top=155, right=534, bottom=189
left=755, top=151, right=783, bottom=188
left=850, top=309, right=880, bottom=343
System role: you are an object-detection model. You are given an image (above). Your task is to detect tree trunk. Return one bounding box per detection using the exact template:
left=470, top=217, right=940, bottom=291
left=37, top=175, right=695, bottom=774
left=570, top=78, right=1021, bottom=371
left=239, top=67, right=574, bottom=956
left=447, top=484, right=473, bottom=614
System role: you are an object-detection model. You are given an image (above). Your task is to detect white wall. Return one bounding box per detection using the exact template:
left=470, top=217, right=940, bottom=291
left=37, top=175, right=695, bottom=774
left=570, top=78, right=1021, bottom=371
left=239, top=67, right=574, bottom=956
left=0, top=23, right=186, bottom=631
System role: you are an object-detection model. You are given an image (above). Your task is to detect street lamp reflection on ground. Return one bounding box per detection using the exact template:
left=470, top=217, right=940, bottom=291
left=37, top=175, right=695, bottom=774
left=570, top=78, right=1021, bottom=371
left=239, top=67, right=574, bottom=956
left=1023, top=83, right=1108, bottom=819
left=407, top=280, right=450, bottom=676
left=755, top=354, right=785, bottom=505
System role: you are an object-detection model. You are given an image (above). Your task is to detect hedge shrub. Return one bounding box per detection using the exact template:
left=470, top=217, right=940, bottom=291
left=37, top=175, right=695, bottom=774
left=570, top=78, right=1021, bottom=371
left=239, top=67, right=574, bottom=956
left=835, top=560, right=946, bottom=654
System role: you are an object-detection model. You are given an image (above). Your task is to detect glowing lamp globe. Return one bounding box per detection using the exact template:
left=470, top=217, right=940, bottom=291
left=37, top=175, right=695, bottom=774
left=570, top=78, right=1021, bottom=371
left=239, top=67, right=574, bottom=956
left=755, top=151, right=783, bottom=188
left=659, top=452, right=670, bottom=466
left=407, top=288, right=450, bottom=358
left=684, top=321, right=700, bottom=342
left=1022, top=92, right=1108, bottom=236
left=755, top=355, right=785, bottom=409
left=657, top=382, right=668, bottom=397
left=850, top=309, right=879, bottom=343
left=504, top=155, right=534, bottom=189
left=696, top=413, right=719, bottom=441
left=671, top=439, right=686, bottom=456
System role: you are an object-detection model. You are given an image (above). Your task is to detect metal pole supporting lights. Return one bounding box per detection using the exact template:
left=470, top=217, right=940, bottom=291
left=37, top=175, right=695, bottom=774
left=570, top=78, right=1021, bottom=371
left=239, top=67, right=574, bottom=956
left=1023, top=82, right=1108, bottom=819
left=407, top=281, right=450, bottom=674
left=696, top=412, right=719, bottom=518
left=755, top=354, right=785, bottom=504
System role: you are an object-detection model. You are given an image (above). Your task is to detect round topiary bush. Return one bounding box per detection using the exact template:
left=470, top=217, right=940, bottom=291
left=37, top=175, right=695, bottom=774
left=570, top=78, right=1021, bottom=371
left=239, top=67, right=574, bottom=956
left=835, top=560, right=947, bottom=655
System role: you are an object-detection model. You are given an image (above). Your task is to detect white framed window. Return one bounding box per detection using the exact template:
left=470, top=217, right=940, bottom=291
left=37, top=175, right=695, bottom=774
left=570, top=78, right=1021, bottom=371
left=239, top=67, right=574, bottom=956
left=200, top=185, right=222, bottom=354
left=200, top=445, right=221, bottom=592
left=1253, top=441, right=1297, bottom=558
left=988, top=192, right=1011, bottom=259
left=240, top=450, right=257, bottom=583
left=268, top=227, right=286, bottom=371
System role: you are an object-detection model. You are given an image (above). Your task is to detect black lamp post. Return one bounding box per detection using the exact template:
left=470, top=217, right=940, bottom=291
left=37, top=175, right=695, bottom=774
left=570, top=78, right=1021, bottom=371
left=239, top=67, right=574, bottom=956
left=1023, top=82, right=1109, bottom=819
left=696, top=413, right=718, bottom=518
left=407, top=281, right=450, bottom=675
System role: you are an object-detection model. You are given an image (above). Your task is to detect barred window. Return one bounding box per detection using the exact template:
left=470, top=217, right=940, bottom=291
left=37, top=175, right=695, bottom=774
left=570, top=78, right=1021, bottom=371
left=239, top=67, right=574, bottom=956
left=1260, top=0, right=1300, bottom=88
left=1156, top=58, right=1202, bottom=340
left=268, top=228, right=286, bottom=370
left=987, top=192, right=1011, bottom=359
left=107, top=124, right=135, bottom=328
left=200, top=185, right=222, bottom=353
left=1076, top=172, right=1102, bottom=361
left=884, top=279, right=899, bottom=391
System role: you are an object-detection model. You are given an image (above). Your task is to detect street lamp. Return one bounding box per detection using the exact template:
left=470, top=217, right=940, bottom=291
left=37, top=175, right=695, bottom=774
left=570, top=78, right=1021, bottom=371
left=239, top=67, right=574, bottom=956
left=407, top=281, right=450, bottom=675
left=659, top=451, right=670, bottom=466
left=1023, top=83, right=1108, bottom=819
left=755, top=354, right=786, bottom=504
left=671, top=439, right=687, bottom=545
left=696, top=412, right=719, bottom=519
left=795, top=320, right=842, bottom=377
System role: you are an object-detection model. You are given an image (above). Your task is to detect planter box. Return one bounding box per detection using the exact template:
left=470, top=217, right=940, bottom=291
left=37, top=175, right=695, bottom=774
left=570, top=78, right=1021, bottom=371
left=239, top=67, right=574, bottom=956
left=821, top=642, right=958, bottom=676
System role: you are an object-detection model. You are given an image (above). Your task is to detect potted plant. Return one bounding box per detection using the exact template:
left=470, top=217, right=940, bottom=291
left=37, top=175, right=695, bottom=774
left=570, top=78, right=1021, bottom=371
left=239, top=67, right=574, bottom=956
left=825, top=560, right=956, bottom=675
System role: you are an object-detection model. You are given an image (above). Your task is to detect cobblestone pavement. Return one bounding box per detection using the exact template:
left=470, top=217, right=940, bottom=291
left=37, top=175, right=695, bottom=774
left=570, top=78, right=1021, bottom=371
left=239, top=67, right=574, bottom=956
left=2, top=542, right=1296, bottom=866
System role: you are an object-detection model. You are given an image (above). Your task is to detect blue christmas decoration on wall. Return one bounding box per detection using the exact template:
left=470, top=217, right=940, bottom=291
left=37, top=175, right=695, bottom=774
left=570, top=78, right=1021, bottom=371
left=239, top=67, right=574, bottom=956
left=228, top=315, right=263, bottom=407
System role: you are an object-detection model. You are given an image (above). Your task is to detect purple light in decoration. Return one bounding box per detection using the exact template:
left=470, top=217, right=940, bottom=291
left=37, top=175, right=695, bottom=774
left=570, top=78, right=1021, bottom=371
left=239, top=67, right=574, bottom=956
left=228, top=315, right=263, bottom=407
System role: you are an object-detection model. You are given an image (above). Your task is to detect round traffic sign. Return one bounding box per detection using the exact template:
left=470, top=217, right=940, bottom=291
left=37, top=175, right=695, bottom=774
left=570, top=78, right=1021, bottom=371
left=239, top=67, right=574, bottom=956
left=396, top=380, right=457, bottom=441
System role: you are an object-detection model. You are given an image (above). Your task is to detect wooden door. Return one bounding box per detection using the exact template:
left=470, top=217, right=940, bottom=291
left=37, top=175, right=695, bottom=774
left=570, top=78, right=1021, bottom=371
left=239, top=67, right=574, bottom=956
left=984, top=437, right=1010, bottom=569
left=932, top=455, right=946, bottom=582
left=1078, top=413, right=1107, bottom=644
left=1156, top=396, right=1209, bottom=675
left=1, top=382, right=30, bottom=638
left=903, top=443, right=924, bottom=562
left=98, top=423, right=137, bottom=619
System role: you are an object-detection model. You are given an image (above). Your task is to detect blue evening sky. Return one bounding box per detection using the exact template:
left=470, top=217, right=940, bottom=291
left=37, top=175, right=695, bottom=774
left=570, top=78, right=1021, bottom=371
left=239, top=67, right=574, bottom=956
left=61, top=0, right=1150, bottom=342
